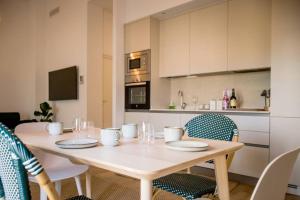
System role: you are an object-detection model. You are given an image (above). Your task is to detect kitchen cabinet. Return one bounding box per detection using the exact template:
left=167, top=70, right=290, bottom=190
left=226, top=115, right=269, bottom=132
left=190, top=2, right=227, bottom=74
left=159, top=14, right=190, bottom=77
left=229, top=146, right=269, bottom=178
left=124, top=112, right=149, bottom=125
left=149, top=113, right=181, bottom=131
left=270, top=117, right=300, bottom=189
left=158, top=0, right=271, bottom=77
left=270, top=0, right=300, bottom=195
left=270, top=0, right=300, bottom=118
left=228, top=0, right=271, bottom=70
left=125, top=17, right=150, bottom=53
left=180, top=114, right=198, bottom=128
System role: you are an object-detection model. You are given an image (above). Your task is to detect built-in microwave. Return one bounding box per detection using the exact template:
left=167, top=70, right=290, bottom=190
left=125, top=49, right=150, bottom=76
left=125, top=81, right=150, bottom=110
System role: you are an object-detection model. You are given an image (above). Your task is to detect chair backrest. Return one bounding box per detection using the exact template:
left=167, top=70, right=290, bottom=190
left=15, top=122, right=49, bottom=134
left=0, top=177, right=4, bottom=200
left=250, top=148, right=300, bottom=200
left=185, top=113, right=238, bottom=141
left=0, top=123, right=58, bottom=200
left=14, top=122, right=73, bottom=168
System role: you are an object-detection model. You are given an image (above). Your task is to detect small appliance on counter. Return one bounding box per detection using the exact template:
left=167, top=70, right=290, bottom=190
left=125, top=49, right=151, bottom=110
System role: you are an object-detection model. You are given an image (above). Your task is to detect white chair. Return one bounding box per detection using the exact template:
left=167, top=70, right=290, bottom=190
left=250, top=148, right=300, bottom=200
left=15, top=122, right=92, bottom=200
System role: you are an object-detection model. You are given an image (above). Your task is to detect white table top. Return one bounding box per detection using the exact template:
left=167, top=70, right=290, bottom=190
left=17, top=132, right=243, bottom=180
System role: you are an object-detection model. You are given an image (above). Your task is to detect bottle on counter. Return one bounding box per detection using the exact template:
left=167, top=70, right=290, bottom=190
left=230, top=88, right=237, bottom=109
left=222, top=89, right=229, bottom=110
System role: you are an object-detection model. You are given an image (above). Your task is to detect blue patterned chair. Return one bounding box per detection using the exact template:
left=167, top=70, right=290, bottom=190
left=153, top=113, right=239, bottom=200
left=0, top=123, right=91, bottom=200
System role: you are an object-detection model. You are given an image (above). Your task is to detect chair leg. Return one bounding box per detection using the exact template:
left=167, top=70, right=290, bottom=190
left=152, top=188, right=161, bottom=200
left=86, top=172, right=92, bottom=198
left=186, top=167, right=191, bottom=174
left=74, top=176, right=83, bottom=195
left=55, top=182, right=62, bottom=196
left=40, top=186, right=47, bottom=200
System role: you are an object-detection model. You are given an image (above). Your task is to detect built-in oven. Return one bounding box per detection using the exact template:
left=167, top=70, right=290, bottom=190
left=125, top=49, right=150, bottom=76
left=125, top=81, right=150, bottom=110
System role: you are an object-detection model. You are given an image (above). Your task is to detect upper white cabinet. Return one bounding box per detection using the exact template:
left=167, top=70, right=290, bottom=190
left=159, top=14, right=190, bottom=77
left=125, top=17, right=150, bottom=53
left=157, top=0, right=271, bottom=77
left=190, top=2, right=227, bottom=74
left=228, top=0, right=271, bottom=70
left=271, top=0, right=300, bottom=118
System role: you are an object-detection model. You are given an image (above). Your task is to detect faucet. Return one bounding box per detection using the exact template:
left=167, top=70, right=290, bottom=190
left=178, top=90, right=187, bottom=110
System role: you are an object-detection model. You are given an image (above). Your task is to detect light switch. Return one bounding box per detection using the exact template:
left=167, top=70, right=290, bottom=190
left=79, top=76, right=84, bottom=84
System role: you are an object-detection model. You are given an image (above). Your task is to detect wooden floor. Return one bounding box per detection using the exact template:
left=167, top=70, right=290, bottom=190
left=30, top=167, right=300, bottom=200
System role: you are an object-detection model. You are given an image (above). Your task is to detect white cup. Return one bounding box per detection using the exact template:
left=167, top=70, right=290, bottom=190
left=122, top=124, right=138, bottom=139
left=47, top=122, right=63, bottom=136
left=100, top=128, right=121, bottom=146
left=163, top=127, right=184, bottom=142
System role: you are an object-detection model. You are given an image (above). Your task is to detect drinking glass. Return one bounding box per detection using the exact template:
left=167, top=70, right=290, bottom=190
left=139, top=122, right=155, bottom=144
left=87, top=121, right=96, bottom=138
left=72, top=117, right=82, bottom=138
left=80, top=120, right=95, bottom=138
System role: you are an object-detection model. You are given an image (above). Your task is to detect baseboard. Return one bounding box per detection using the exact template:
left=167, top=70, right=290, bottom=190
left=288, top=185, right=300, bottom=196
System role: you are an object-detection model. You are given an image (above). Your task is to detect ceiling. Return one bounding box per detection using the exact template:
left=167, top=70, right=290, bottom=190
left=152, top=0, right=225, bottom=20
left=89, top=0, right=113, bottom=11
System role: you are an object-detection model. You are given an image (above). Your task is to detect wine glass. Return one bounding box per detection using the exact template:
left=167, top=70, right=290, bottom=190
left=192, top=96, right=199, bottom=110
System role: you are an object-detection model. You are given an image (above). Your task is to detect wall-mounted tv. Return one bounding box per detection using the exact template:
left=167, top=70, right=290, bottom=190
left=49, top=66, right=78, bottom=101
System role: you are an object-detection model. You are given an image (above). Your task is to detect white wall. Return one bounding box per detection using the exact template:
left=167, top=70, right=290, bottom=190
left=86, top=2, right=112, bottom=128
left=35, top=0, right=88, bottom=127
left=112, top=0, right=125, bottom=127
left=0, top=0, right=37, bottom=119
left=87, top=2, right=103, bottom=127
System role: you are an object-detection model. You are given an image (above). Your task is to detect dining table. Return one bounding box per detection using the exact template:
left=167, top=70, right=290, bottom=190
left=16, top=131, right=244, bottom=200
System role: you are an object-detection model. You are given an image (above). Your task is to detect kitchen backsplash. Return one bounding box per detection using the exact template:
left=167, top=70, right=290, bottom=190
left=170, top=71, right=270, bottom=109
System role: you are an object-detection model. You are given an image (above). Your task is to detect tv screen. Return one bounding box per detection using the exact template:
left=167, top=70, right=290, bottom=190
left=49, top=66, right=78, bottom=101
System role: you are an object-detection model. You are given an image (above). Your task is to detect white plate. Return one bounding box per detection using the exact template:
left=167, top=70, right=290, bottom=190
left=165, top=140, right=209, bottom=152
left=55, top=138, right=98, bottom=149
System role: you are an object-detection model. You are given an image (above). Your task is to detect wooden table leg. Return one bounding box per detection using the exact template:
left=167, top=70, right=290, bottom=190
left=140, top=179, right=152, bottom=200
left=86, top=172, right=92, bottom=198
left=214, top=155, right=230, bottom=200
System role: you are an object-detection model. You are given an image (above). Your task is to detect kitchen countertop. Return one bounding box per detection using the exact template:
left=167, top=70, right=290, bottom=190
left=126, top=108, right=270, bottom=115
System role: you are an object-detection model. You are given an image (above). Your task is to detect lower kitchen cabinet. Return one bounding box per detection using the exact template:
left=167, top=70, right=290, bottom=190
left=271, top=117, right=300, bottom=193
left=198, top=145, right=269, bottom=178
left=124, top=112, right=149, bottom=125
left=229, top=146, right=269, bottom=178
left=149, top=113, right=181, bottom=131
